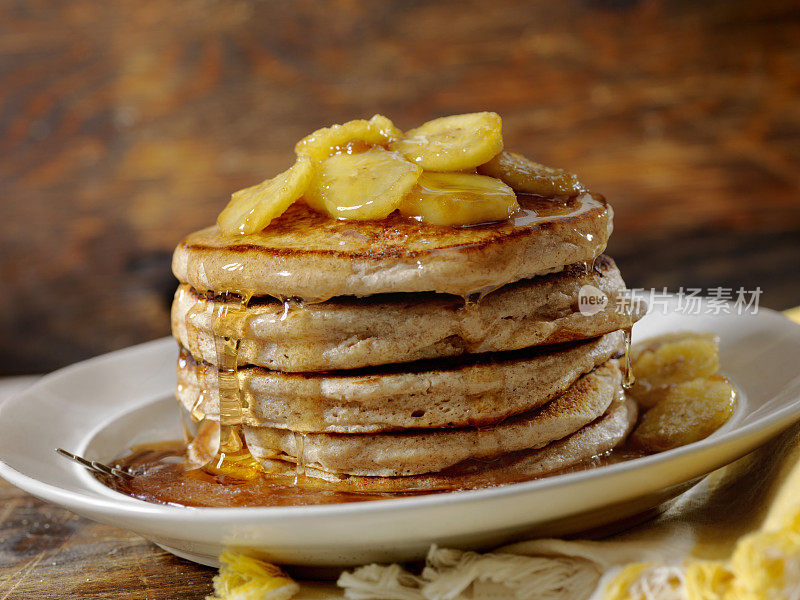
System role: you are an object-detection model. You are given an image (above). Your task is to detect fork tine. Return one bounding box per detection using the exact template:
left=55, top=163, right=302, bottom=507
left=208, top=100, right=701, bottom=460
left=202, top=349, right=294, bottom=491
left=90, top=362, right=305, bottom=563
left=56, top=448, right=91, bottom=468
left=56, top=447, right=76, bottom=460
left=97, top=462, right=134, bottom=479
left=57, top=448, right=105, bottom=475
left=90, top=461, right=117, bottom=476
left=112, top=468, right=134, bottom=479
left=55, top=448, right=133, bottom=479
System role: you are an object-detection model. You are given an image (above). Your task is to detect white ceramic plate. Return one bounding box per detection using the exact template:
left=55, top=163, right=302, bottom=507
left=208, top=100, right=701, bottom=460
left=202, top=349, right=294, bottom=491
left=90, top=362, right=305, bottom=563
left=1, top=300, right=800, bottom=569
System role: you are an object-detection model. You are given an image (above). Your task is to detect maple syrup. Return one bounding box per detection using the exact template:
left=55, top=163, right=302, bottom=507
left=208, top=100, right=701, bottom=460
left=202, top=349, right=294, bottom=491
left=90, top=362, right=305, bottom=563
left=182, top=289, right=264, bottom=480
left=622, top=327, right=636, bottom=390
left=293, top=432, right=307, bottom=481
left=100, top=442, right=402, bottom=507
left=98, top=438, right=650, bottom=508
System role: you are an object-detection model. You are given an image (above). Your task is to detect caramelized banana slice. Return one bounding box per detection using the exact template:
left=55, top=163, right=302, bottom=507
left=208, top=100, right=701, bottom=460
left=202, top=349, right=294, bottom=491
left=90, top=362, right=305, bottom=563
left=305, top=149, right=422, bottom=220
left=295, top=114, right=403, bottom=161
left=398, top=172, right=519, bottom=226
left=210, top=551, right=299, bottom=600
left=390, top=112, right=504, bottom=171
left=477, top=151, right=583, bottom=197
left=630, top=332, right=720, bottom=408
left=217, top=156, right=314, bottom=235
left=631, top=376, right=736, bottom=452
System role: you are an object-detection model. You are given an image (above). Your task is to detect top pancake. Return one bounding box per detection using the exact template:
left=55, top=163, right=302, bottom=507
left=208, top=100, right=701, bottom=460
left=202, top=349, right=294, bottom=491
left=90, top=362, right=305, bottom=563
left=172, top=193, right=612, bottom=301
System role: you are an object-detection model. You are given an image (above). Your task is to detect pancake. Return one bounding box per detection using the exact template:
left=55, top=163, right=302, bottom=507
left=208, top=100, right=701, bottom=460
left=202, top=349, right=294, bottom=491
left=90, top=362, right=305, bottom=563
left=173, top=255, right=643, bottom=372
left=247, top=395, right=637, bottom=492
left=172, top=193, right=612, bottom=301
left=242, top=359, right=622, bottom=477
left=176, top=331, right=624, bottom=433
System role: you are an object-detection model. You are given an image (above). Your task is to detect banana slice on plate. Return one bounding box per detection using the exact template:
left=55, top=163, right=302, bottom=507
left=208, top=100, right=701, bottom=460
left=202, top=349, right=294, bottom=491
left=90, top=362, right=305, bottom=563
left=631, top=376, right=736, bottom=452
left=629, top=332, right=720, bottom=409
left=217, top=156, right=315, bottom=235
left=398, top=172, right=519, bottom=226
left=477, top=151, right=583, bottom=197
left=295, top=115, right=403, bottom=161
left=305, top=149, right=422, bottom=220
left=390, top=112, right=504, bottom=171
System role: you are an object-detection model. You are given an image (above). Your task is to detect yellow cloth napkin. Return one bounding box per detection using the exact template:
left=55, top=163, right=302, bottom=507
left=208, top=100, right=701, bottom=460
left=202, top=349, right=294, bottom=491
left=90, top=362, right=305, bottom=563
left=248, top=308, right=800, bottom=600
left=335, top=422, right=800, bottom=599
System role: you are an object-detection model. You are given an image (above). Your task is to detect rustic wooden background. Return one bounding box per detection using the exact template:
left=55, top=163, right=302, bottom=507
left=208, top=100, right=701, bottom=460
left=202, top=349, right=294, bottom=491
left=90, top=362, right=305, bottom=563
left=1, top=0, right=799, bottom=377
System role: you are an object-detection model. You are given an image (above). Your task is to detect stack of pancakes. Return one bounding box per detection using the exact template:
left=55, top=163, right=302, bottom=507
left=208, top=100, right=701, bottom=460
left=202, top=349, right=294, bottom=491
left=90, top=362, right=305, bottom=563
left=171, top=192, right=644, bottom=492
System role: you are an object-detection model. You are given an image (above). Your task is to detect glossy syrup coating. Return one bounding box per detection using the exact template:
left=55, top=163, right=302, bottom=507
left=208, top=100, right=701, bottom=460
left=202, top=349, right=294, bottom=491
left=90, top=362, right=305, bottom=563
left=173, top=193, right=612, bottom=301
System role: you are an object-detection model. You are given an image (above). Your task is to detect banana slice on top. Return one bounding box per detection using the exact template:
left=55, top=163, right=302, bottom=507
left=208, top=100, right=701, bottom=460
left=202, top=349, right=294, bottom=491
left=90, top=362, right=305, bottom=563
left=477, top=151, right=583, bottom=197
left=217, top=156, right=315, bottom=235
left=390, top=112, right=504, bottom=171
left=305, top=149, right=422, bottom=220
left=398, top=172, right=520, bottom=226
left=295, top=114, right=403, bottom=162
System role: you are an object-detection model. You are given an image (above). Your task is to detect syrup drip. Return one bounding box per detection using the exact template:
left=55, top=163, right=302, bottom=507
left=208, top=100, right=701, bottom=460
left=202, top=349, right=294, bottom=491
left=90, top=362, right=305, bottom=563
left=458, top=294, right=484, bottom=347
left=273, top=298, right=329, bottom=434
left=458, top=283, right=511, bottom=347
left=189, top=389, right=206, bottom=422
left=463, top=281, right=505, bottom=305
left=459, top=291, right=514, bottom=423
left=461, top=293, right=481, bottom=322
left=293, top=432, right=307, bottom=482
left=622, top=327, right=635, bottom=390
left=182, top=300, right=209, bottom=424
left=175, top=394, right=194, bottom=445
left=277, top=297, right=310, bottom=323
left=185, top=291, right=264, bottom=481
left=280, top=298, right=294, bottom=321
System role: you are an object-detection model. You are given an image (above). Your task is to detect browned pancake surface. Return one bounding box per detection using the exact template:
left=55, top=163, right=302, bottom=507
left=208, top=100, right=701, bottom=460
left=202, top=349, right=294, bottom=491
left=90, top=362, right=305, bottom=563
left=172, top=193, right=612, bottom=300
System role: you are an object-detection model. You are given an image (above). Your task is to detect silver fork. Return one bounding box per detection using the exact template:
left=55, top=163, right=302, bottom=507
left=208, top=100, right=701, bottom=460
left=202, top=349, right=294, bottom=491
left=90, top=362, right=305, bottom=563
left=55, top=448, right=134, bottom=480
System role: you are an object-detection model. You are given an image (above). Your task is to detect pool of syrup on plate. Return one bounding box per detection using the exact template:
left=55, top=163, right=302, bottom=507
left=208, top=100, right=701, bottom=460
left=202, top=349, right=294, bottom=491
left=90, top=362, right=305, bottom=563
left=97, top=437, right=649, bottom=508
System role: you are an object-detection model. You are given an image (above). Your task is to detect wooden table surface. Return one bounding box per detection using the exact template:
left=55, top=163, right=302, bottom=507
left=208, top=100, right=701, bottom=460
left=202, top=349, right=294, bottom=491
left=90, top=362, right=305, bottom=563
left=0, top=492, right=216, bottom=599
left=0, top=377, right=219, bottom=599
left=1, top=0, right=800, bottom=597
